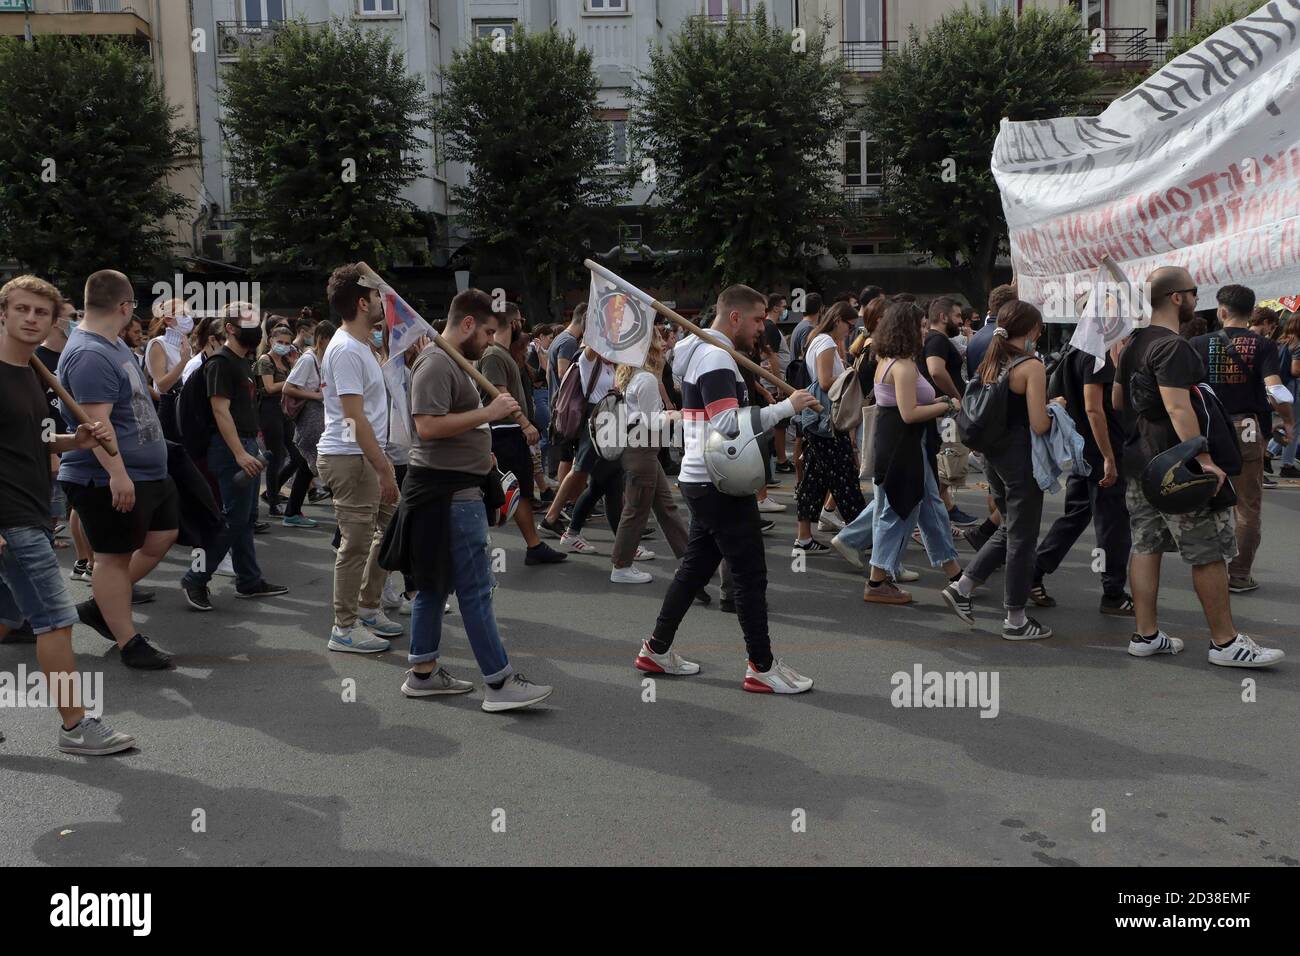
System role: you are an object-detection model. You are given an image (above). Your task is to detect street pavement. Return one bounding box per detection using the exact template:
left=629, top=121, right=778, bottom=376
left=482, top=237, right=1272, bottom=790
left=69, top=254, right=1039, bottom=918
left=2, top=472, right=1298, bottom=867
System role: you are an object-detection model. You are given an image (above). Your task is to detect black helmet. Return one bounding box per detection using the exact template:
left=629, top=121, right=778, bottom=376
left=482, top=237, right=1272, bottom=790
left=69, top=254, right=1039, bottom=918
left=1142, top=436, right=1217, bottom=514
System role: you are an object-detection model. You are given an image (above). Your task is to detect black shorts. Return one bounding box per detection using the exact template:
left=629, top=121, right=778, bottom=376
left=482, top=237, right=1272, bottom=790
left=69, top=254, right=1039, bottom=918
left=491, top=427, right=535, bottom=503
left=63, top=477, right=180, bottom=555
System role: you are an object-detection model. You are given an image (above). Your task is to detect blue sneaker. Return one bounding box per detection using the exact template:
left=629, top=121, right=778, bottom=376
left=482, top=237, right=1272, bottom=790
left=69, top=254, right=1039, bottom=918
left=282, top=514, right=318, bottom=528
left=946, top=506, right=979, bottom=528
left=358, top=607, right=404, bottom=637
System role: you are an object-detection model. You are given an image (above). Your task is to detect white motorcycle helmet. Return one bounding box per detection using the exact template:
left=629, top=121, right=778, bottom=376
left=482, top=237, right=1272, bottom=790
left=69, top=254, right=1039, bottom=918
left=703, top=407, right=768, bottom=497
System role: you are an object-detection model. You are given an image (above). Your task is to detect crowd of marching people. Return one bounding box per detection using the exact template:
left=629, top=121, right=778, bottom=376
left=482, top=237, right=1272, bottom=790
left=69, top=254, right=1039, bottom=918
left=0, top=261, right=1292, bottom=755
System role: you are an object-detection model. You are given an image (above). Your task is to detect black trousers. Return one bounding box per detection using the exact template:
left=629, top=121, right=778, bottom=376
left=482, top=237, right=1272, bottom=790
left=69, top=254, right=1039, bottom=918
left=654, top=483, right=771, bottom=668
left=569, top=455, right=624, bottom=535
left=1033, top=472, right=1130, bottom=596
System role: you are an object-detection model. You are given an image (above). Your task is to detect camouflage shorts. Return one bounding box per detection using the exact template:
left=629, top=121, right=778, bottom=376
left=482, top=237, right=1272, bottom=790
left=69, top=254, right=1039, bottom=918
left=1126, top=482, right=1237, bottom=566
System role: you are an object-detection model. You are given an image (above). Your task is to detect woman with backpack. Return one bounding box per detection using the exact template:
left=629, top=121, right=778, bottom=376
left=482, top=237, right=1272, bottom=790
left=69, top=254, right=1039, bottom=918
left=794, top=301, right=865, bottom=553
left=609, top=330, right=689, bottom=584
left=862, top=302, right=963, bottom=605
left=940, top=301, right=1054, bottom=640
left=280, top=320, right=337, bottom=527
left=255, top=320, right=307, bottom=518
left=144, top=298, right=193, bottom=442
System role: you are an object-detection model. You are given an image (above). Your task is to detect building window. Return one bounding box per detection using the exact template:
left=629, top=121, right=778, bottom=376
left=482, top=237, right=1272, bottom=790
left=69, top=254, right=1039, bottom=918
left=601, top=116, right=629, bottom=167
left=1155, top=0, right=1194, bottom=41
left=242, top=0, right=286, bottom=27
left=359, top=0, right=399, bottom=15
left=1068, top=0, right=1105, bottom=32
left=473, top=19, right=516, bottom=40
left=844, top=130, right=882, bottom=188
left=587, top=0, right=628, bottom=11
left=705, top=0, right=748, bottom=16
left=980, top=0, right=1019, bottom=13
left=843, top=0, right=883, bottom=43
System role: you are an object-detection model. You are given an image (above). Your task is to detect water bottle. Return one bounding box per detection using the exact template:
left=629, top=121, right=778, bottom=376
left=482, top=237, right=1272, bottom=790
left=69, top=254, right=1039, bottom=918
left=232, top=439, right=268, bottom=489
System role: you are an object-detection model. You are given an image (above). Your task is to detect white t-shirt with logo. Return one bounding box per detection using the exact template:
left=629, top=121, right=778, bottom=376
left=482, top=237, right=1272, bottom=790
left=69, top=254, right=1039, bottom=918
left=805, top=333, right=844, bottom=385
left=317, top=331, right=389, bottom=456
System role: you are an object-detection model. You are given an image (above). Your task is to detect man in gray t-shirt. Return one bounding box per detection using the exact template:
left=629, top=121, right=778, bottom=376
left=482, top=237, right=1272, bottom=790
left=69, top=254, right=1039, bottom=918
left=409, top=345, right=493, bottom=498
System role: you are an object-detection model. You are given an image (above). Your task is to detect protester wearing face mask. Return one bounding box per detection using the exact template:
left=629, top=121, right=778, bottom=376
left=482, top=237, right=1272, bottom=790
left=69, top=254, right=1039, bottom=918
left=144, top=298, right=194, bottom=443
left=255, top=321, right=309, bottom=518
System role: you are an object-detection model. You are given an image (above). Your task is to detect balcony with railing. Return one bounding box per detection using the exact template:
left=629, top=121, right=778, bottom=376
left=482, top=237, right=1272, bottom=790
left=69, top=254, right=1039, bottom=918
left=1086, top=27, right=1171, bottom=73
left=843, top=182, right=885, bottom=218
left=0, top=0, right=151, bottom=39
left=841, top=40, right=896, bottom=75
left=687, top=13, right=758, bottom=27
left=216, top=20, right=288, bottom=60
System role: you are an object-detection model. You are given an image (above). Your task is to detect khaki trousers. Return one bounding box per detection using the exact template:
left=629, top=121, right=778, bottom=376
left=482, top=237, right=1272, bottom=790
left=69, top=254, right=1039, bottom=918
left=318, top=454, right=397, bottom=628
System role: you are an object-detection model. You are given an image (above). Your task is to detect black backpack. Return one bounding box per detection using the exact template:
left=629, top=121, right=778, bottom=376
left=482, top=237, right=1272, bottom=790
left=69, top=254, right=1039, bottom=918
left=1046, top=345, right=1073, bottom=400
left=956, top=355, right=1036, bottom=453
left=176, top=354, right=218, bottom=461
left=784, top=328, right=812, bottom=390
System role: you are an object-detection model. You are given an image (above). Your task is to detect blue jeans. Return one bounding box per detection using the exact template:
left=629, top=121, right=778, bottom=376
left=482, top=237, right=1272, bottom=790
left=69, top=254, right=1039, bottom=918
left=184, top=435, right=262, bottom=591
left=0, top=525, right=78, bottom=635
left=837, top=497, right=875, bottom=554
left=869, top=457, right=958, bottom=578
left=408, top=500, right=511, bottom=683
left=1266, top=395, right=1299, bottom=466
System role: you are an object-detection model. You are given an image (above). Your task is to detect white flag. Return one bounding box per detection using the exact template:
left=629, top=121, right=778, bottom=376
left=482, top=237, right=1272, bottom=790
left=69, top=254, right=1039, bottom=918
left=1069, top=262, right=1140, bottom=371
left=585, top=263, right=657, bottom=369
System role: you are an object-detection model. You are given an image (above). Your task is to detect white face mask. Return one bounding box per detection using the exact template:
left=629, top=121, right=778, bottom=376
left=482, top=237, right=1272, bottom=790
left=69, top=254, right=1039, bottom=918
left=175, top=314, right=195, bottom=334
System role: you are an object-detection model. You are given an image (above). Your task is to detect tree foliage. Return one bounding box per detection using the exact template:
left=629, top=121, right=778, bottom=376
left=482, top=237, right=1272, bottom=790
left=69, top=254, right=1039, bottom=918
left=863, top=8, right=1099, bottom=308
left=220, top=19, right=432, bottom=271
left=1164, top=1, right=1254, bottom=63
left=0, top=36, right=198, bottom=292
left=436, top=27, right=629, bottom=321
left=630, top=4, right=850, bottom=293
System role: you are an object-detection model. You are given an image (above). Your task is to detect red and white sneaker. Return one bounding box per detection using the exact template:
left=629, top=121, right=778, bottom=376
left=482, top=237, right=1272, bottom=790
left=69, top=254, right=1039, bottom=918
left=743, top=658, right=813, bottom=694
left=634, top=640, right=700, bottom=676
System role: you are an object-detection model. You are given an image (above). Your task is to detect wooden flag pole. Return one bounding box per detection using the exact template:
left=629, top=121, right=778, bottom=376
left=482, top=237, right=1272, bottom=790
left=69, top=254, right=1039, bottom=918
left=356, top=263, right=533, bottom=432
left=29, top=357, right=118, bottom=457
left=582, top=259, right=820, bottom=411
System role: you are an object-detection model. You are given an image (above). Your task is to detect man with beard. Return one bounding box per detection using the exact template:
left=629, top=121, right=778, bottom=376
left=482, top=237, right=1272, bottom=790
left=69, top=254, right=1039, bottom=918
left=634, top=284, right=819, bottom=694
left=317, top=264, right=402, bottom=654
left=394, top=289, right=554, bottom=711
left=1114, top=266, right=1284, bottom=668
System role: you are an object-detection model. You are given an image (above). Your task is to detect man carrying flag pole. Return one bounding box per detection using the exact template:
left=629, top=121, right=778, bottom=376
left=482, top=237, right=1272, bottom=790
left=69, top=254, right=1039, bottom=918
left=582, top=262, right=821, bottom=693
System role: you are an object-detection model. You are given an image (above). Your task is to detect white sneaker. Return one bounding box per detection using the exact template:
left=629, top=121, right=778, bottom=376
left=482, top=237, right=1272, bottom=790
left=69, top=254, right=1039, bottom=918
left=611, top=565, right=653, bottom=584
left=561, top=531, right=598, bottom=554
left=380, top=577, right=403, bottom=613
left=328, top=624, right=390, bottom=654
left=398, top=596, right=414, bottom=616
left=214, top=554, right=236, bottom=578
left=743, top=658, right=814, bottom=694
left=633, top=545, right=656, bottom=561
left=829, top=532, right=864, bottom=570
left=817, top=509, right=845, bottom=532
left=893, top=566, right=920, bottom=583
left=1207, top=633, right=1285, bottom=668
left=1127, top=630, right=1184, bottom=658
left=757, top=497, right=786, bottom=513
left=634, top=639, right=700, bottom=675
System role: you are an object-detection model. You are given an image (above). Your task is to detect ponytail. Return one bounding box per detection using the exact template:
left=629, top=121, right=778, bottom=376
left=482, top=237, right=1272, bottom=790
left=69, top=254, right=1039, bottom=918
left=978, top=300, right=1042, bottom=384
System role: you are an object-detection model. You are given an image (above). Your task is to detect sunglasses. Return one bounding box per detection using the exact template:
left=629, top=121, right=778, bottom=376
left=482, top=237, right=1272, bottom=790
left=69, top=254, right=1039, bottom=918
left=1167, top=287, right=1198, bottom=298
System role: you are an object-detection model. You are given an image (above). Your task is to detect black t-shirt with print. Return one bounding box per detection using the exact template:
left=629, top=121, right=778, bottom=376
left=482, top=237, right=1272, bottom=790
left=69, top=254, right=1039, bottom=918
left=204, top=347, right=259, bottom=438
left=924, top=329, right=964, bottom=395
left=1190, top=327, right=1279, bottom=421
left=1116, top=325, right=1207, bottom=479
left=0, top=361, right=55, bottom=528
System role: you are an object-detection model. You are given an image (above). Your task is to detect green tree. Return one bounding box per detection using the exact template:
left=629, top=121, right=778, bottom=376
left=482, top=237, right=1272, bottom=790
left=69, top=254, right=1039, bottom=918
left=0, top=36, right=198, bottom=291
left=863, top=8, right=1099, bottom=308
left=436, top=28, right=629, bottom=321
left=630, top=4, right=849, bottom=293
left=220, top=19, right=432, bottom=271
left=1161, top=1, right=1253, bottom=65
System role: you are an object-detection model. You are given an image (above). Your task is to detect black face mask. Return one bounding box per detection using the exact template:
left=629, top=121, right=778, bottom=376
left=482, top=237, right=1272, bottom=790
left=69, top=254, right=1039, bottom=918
left=234, top=326, right=263, bottom=350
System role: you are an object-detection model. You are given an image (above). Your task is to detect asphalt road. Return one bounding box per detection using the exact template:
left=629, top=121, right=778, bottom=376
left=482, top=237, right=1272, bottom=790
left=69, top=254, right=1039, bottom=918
left=2, top=473, right=1298, bottom=867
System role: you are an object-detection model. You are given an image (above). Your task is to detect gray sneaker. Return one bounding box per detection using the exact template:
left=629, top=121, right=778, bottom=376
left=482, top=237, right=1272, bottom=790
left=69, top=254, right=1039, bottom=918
left=58, top=717, right=135, bottom=756
left=327, top=624, right=390, bottom=654
left=481, top=674, right=553, bottom=713
left=401, top=666, right=473, bottom=697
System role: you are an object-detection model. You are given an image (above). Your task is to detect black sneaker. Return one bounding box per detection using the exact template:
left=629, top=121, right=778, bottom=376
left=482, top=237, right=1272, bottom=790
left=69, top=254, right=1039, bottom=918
left=1263, top=458, right=1274, bottom=475
left=308, top=487, right=331, bottom=503
left=76, top=599, right=117, bottom=643
left=775, top=460, right=795, bottom=474
left=940, top=582, right=975, bottom=626
left=1262, top=475, right=1278, bottom=489
left=641, top=527, right=655, bottom=539
left=252, top=520, right=271, bottom=534
left=1281, top=464, right=1300, bottom=479
left=539, top=488, right=556, bottom=504
left=1, top=621, right=36, bottom=644
left=1028, top=582, right=1056, bottom=607
left=1002, top=617, right=1052, bottom=641
left=182, top=582, right=214, bottom=612
left=1100, top=592, right=1135, bottom=615
left=759, top=519, right=775, bottom=534
left=70, top=559, right=93, bottom=582
left=524, top=542, right=567, bottom=565
left=236, top=580, right=290, bottom=599
left=694, top=589, right=712, bottom=606
left=268, top=503, right=285, bottom=518
left=793, top=539, right=829, bottom=554
left=538, top=516, right=568, bottom=539
left=719, top=598, right=737, bottom=613
left=130, top=586, right=156, bottom=606
left=120, top=634, right=172, bottom=670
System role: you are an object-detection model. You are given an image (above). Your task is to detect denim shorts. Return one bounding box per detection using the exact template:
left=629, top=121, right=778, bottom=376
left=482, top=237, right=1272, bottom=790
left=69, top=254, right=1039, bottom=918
left=0, top=525, right=79, bottom=635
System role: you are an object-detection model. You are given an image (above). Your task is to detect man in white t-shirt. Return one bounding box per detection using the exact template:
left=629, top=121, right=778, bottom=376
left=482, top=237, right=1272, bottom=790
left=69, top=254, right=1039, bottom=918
left=317, top=264, right=402, bottom=654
